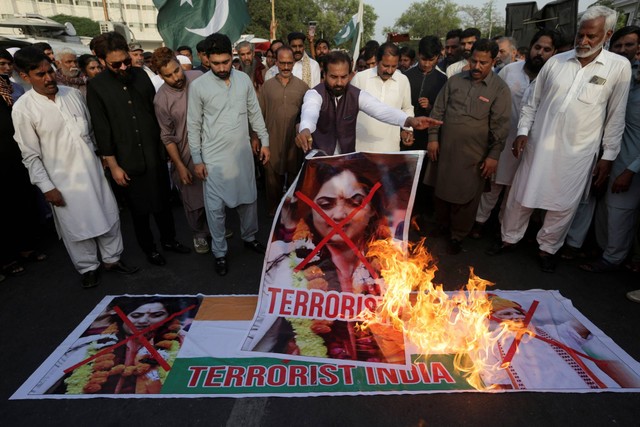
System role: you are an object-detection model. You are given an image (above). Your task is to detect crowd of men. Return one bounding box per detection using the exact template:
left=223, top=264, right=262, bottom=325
left=0, top=5, right=638, bottom=302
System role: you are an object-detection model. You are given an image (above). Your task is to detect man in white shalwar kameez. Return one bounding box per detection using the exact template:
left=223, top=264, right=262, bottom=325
left=351, top=42, right=415, bottom=152
left=188, top=34, right=270, bottom=276
left=493, top=6, right=632, bottom=272
left=12, top=48, right=137, bottom=288
left=474, top=30, right=558, bottom=230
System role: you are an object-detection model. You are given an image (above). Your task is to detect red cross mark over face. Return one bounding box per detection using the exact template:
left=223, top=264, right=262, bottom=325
left=495, top=300, right=539, bottom=368
left=293, top=181, right=382, bottom=280
left=64, top=304, right=195, bottom=375
left=491, top=300, right=607, bottom=389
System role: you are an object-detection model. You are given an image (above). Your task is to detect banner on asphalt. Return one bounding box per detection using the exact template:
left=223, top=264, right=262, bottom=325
left=12, top=153, right=640, bottom=398
left=11, top=292, right=640, bottom=398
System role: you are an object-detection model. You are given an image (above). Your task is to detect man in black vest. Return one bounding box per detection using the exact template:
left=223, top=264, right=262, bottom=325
left=296, top=51, right=440, bottom=155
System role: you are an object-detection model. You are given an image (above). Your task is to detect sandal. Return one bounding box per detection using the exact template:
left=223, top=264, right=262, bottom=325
left=2, top=261, right=26, bottom=276
left=20, top=251, right=48, bottom=262
left=579, top=258, right=620, bottom=273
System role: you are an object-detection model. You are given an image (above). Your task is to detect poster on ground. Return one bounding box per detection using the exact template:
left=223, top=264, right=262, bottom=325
left=11, top=153, right=640, bottom=398
left=241, top=151, right=424, bottom=368
left=11, top=291, right=640, bottom=399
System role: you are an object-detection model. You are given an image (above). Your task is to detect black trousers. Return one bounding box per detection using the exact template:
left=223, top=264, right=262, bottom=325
left=130, top=208, right=176, bottom=254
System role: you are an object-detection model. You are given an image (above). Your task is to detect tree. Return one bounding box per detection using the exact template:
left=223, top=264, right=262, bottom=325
left=315, top=0, right=378, bottom=46
left=245, top=0, right=377, bottom=47
left=588, top=0, right=628, bottom=30
left=382, top=0, right=462, bottom=39
left=246, top=0, right=321, bottom=40
left=459, top=1, right=505, bottom=38
left=49, top=14, right=100, bottom=38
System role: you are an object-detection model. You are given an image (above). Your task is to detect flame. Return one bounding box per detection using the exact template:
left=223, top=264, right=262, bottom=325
left=359, top=238, right=510, bottom=390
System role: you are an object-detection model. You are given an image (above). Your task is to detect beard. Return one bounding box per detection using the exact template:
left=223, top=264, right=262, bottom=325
left=62, top=67, right=80, bottom=78
left=327, top=83, right=346, bottom=97
left=525, top=55, right=545, bottom=74
left=241, top=59, right=255, bottom=78
left=109, top=66, right=132, bottom=83
left=170, top=77, right=186, bottom=90
left=575, top=40, right=605, bottom=58
left=213, top=69, right=231, bottom=80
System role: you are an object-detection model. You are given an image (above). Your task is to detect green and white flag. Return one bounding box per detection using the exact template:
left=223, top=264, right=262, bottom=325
left=153, top=0, right=250, bottom=53
left=334, top=13, right=359, bottom=47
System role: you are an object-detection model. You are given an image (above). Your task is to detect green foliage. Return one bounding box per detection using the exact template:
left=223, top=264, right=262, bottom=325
left=382, top=0, right=462, bottom=39
left=587, top=0, right=629, bottom=30
left=246, top=0, right=320, bottom=39
left=459, top=1, right=505, bottom=38
left=316, top=0, right=377, bottom=45
left=48, top=14, right=100, bottom=38
left=245, top=0, right=377, bottom=47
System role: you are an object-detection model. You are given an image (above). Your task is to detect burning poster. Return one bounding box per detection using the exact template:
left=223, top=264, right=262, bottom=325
left=241, top=151, right=424, bottom=367
left=12, top=293, right=640, bottom=399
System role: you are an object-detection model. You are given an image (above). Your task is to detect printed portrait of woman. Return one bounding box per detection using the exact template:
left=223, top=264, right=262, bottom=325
left=42, top=296, right=202, bottom=395
left=244, top=152, right=422, bottom=365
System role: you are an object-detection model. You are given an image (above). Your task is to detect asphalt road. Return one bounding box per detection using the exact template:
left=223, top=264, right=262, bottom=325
left=2, top=195, right=639, bottom=427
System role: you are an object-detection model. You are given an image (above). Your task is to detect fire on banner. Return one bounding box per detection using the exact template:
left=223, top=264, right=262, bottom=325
left=242, top=151, right=424, bottom=368
left=11, top=153, right=640, bottom=398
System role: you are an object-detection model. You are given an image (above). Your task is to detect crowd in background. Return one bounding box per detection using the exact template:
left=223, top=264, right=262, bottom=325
left=0, top=5, right=638, bottom=302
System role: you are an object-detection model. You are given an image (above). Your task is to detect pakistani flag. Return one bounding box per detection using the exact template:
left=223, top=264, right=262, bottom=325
left=153, top=0, right=250, bottom=52
left=334, top=13, right=359, bottom=47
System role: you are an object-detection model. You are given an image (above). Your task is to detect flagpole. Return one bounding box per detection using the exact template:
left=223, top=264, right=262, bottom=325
left=352, top=0, right=364, bottom=70
left=270, top=0, right=277, bottom=41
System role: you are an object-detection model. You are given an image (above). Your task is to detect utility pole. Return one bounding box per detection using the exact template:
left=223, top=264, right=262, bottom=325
left=101, top=0, right=110, bottom=21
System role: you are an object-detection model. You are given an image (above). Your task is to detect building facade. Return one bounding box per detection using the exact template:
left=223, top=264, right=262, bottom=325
left=1, top=0, right=163, bottom=49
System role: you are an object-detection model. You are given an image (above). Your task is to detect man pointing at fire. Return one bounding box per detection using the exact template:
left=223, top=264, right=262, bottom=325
left=295, top=51, right=442, bottom=155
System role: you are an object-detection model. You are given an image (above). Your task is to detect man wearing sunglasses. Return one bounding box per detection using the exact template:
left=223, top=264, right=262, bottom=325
left=87, top=31, right=190, bottom=267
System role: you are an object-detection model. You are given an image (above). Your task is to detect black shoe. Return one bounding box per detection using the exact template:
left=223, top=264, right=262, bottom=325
left=539, top=252, right=557, bottom=273
left=244, top=240, right=266, bottom=254
left=215, top=256, right=228, bottom=276
left=486, top=241, right=516, bottom=256
left=81, top=269, right=100, bottom=288
left=147, top=250, right=167, bottom=266
left=104, top=261, right=139, bottom=275
left=447, top=239, right=463, bottom=255
left=162, top=241, right=191, bottom=254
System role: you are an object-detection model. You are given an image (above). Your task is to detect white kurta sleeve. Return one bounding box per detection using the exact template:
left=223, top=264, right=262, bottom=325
left=299, top=89, right=322, bottom=133
left=187, top=83, right=205, bottom=164
left=400, top=75, right=414, bottom=131
left=358, top=90, right=408, bottom=127
left=310, top=61, right=321, bottom=88
left=12, top=108, right=56, bottom=194
left=517, top=58, right=552, bottom=136
left=600, top=62, right=631, bottom=161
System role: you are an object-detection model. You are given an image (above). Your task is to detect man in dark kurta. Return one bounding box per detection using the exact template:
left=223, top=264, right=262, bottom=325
left=0, top=49, right=42, bottom=276
left=87, top=32, right=190, bottom=266
left=152, top=48, right=209, bottom=253
left=427, top=39, right=510, bottom=254
left=258, top=46, right=308, bottom=216
left=404, top=36, right=448, bottom=221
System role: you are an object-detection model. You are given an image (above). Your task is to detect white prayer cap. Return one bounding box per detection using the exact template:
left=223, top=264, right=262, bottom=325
left=176, top=55, right=191, bottom=65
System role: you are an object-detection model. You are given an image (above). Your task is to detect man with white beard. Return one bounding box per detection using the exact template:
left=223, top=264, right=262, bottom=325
left=489, top=6, right=631, bottom=273
left=54, top=48, right=87, bottom=96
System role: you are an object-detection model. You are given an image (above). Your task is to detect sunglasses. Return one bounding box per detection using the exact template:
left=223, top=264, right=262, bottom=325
left=106, top=56, right=132, bottom=69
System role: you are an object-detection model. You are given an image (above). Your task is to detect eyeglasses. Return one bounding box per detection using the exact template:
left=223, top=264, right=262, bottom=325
left=106, top=56, right=132, bottom=69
